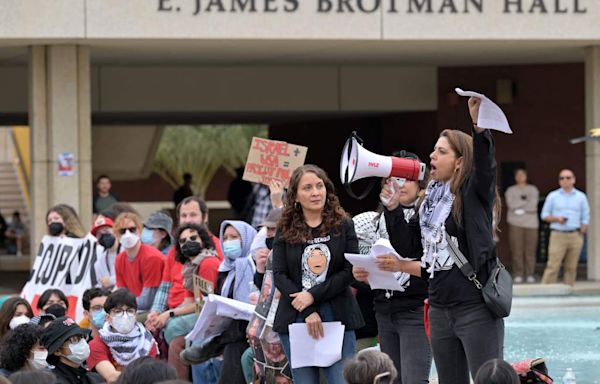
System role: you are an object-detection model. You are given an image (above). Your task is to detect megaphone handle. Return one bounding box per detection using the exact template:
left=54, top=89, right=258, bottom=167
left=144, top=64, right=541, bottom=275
left=344, top=178, right=377, bottom=200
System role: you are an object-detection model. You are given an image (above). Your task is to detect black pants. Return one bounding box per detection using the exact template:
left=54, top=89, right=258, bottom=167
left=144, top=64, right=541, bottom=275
left=429, top=302, right=504, bottom=384
left=218, top=320, right=249, bottom=384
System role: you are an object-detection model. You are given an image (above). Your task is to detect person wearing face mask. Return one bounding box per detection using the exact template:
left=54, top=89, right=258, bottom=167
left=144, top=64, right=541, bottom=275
left=0, top=323, right=48, bottom=377
left=352, top=151, right=432, bottom=384
left=80, top=288, right=110, bottom=339
left=141, top=211, right=174, bottom=256
left=42, top=317, right=103, bottom=384
left=91, top=216, right=119, bottom=290
left=181, top=220, right=257, bottom=384
left=87, top=289, right=158, bottom=383
left=36, top=289, right=69, bottom=317
left=0, top=297, right=34, bottom=339
left=46, top=205, right=86, bottom=239
left=144, top=223, right=219, bottom=381
left=113, top=213, right=164, bottom=314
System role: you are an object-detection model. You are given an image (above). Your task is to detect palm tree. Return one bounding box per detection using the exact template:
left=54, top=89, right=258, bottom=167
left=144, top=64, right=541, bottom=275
left=153, top=124, right=268, bottom=198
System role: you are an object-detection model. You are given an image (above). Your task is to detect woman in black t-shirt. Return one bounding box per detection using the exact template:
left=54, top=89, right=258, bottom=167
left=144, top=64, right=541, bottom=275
left=379, top=97, right=504, bottom=383
left=273, top=164, right=364, bottom=384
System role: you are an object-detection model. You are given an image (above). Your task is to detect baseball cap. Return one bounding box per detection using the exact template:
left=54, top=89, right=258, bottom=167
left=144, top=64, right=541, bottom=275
left=91, top=216, right=114, bottom=236
left=260, top=208, right=282, bottom=229
left=42, top=317, right=91, bottom=355
left=143, top=211, right=174, bottom=243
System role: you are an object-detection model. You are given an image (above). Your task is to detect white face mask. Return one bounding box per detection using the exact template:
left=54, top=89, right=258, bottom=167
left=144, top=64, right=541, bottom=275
left=120, top=230, right=139, bottom=249
left=65, top=339, right=90, bottom=365
left=29, top=350, right=49, bottom=370
left=111, top=313, right=137, bottom=334
left=9, top=315, right=30, bottom=329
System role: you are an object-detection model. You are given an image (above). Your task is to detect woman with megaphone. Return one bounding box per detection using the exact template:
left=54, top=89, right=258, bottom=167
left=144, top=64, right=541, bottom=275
left=376, top=97, right=504, bottom=384
left=352, top=151, right=432, bottom=384
left=272, top=164, right=364, bottom=384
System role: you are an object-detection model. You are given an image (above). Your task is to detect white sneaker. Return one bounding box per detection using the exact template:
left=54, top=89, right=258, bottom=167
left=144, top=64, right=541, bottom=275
left=514, top=276, right=524, bottom=284
left=526, top=275, right=536, bottom=284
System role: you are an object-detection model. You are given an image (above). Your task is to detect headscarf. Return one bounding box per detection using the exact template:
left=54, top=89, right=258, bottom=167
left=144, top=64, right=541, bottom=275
left=218, top=220, right=257, bottom=302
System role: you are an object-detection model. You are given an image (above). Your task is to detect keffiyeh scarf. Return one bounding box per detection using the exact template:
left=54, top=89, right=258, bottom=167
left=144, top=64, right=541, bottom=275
left=419, top=180, right=455, bottom=278
left=182, top=247, right=217, bottom=292
left=99, top=322, right=157, bottom=366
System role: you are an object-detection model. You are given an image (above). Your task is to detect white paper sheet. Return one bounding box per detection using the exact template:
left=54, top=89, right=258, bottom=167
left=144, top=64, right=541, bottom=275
left=346, top=238, right=413, bottom=291
left=455, top=88, right=513, bottom=134
left=185, top=294, right=256, bottom=344
left=289, top=322, right=345, bottom=369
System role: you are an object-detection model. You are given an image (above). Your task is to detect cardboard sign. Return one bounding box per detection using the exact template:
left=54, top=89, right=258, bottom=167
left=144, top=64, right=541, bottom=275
left=21, top=234, right=99, bottom=321
left=243, top=137, right=307, bottom=187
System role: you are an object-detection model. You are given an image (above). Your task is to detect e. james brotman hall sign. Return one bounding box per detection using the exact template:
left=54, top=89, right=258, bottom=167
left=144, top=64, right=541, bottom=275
left=157, top=0, right=588, bottom=15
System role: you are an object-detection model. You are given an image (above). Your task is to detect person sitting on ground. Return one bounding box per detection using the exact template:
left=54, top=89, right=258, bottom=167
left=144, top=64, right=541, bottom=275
left=8, top=370, right=57, bottom=384
left=343, top=349, right=398, bottom=384
left=91, top=216, right=119, bottom=290
left=41, top=317, right=103, bottom=384
left=80, top=288, right=110, bottom=339
left=114, top=356, right=176, bottom=384
left=87, top=289, right=158, bottom=383
left=113, top=212, right=164, bottom=313
left=474, top=359, right=520, bottom=384
left=140, top=211, right=174, bottom=256
left=0, top=323, right=48, bottom=377
left=0, top=297, right=34, bottom=339
left=46, top=204, right=87, bottom=239
left=36, top=289, right=68, bottom=318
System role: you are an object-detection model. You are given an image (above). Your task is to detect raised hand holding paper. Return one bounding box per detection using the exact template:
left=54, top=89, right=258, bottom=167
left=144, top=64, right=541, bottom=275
left=455, top=88, right=513, bottom=134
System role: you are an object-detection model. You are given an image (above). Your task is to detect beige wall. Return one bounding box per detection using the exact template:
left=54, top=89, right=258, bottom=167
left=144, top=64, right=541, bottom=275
left=0, top=65, right=438, bottom=113
left=1, top=1, right=599, bottom=41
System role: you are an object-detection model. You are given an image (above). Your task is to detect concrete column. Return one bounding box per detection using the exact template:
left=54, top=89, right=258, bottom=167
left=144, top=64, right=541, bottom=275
left=28, top=45, right=92, bottom=262
left=585, top=47, right=600, bottom=281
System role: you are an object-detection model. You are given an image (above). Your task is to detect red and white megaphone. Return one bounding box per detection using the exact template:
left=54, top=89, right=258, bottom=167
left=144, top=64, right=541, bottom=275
left=340, top=132, right=426, bottom=199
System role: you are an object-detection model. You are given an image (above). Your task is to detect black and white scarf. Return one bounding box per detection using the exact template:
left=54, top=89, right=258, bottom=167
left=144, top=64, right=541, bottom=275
left=419, top=180, right=455, bottom=278
left=99, top=322, right=157, bottom=366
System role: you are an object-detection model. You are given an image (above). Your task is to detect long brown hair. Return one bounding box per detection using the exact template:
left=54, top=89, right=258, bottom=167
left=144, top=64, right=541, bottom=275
left=46, top=204, right=86, bottom=238
left=439, top=129, right=501, bottom=235
left=279, top=165, right=347, bottom=244
left=0, top=297, right=34, bottom=339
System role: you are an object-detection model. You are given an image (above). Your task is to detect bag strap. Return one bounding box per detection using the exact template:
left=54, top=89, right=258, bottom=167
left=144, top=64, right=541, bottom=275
left=445, top=232, right=483, bottom=290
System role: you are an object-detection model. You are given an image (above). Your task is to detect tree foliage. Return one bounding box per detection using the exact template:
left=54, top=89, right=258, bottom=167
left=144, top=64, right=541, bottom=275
left=153, top=125, right=268, bottom=197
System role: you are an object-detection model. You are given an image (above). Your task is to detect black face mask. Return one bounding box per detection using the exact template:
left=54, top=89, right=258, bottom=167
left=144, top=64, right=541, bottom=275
left=265, top=237, right=275, bottom=250
left=44, top=303, right=66, bottom=318
left=98, top=233, right=116, bottom=249
left=48, top=222, right=64, bottom=236
left=181, top=241, right=202, bottom=257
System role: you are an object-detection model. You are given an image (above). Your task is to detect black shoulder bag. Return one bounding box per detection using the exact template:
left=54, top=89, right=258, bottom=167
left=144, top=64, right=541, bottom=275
left=445, top=232, right=513, bottom=318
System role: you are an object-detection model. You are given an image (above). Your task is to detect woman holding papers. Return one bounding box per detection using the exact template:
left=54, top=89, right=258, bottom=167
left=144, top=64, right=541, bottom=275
left=273, top=164, right=364, bottom=384
left=353, top=150, right=431, bottom=384
left=378, top=98, right=504, bottom=383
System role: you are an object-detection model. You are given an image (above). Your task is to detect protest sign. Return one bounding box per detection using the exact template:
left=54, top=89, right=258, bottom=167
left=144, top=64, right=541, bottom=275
left=243, top=137, right=307, bottom=187
left=21, top=234, right=99, bottom=321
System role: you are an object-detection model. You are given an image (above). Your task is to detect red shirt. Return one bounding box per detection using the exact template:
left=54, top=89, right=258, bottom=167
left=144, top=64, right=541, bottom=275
left=87, top=336, right=158, bottom=371
left=211, top=233, right=224, bottom=261
left=115, top=244, right=164, bottom=296
left=163, top=247, right=221, bottom=308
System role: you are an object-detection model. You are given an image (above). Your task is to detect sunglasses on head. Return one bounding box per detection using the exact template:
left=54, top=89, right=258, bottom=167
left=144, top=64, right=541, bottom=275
left=119, top=227, right=137, bottom=235
left=178, top=234, right=199, bottom=245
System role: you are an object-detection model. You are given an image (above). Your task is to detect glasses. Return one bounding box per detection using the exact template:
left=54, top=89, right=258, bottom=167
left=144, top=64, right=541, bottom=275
left=559, top=176, right=573, bottom=180
left=110, top=308, right=136, bottom=317
left=373, top=372, right=391, bottom=384
left=67, top=335, right=84, bottom=344
left=178, top=234, right=199, bottom=245
left=118, top=227, right=138, bottom=235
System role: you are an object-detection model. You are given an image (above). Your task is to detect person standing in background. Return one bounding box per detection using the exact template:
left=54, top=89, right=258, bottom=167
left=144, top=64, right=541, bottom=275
left=93, top=175, right=119, bottom=216
left=505, top=168, right=539, bottom=284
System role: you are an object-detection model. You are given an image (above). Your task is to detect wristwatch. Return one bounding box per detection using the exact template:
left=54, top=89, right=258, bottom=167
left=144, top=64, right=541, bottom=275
left=169, top=310, right=175, bottom=318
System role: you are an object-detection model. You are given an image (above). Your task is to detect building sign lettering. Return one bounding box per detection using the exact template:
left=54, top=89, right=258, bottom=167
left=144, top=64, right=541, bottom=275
left=158, top=0, right=587, bottom=15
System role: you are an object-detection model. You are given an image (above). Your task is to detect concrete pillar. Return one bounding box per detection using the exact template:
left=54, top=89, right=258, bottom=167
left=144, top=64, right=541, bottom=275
left=585, top=47, right=600, bottom=280
left=28, top=45, right=92, bottom=262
